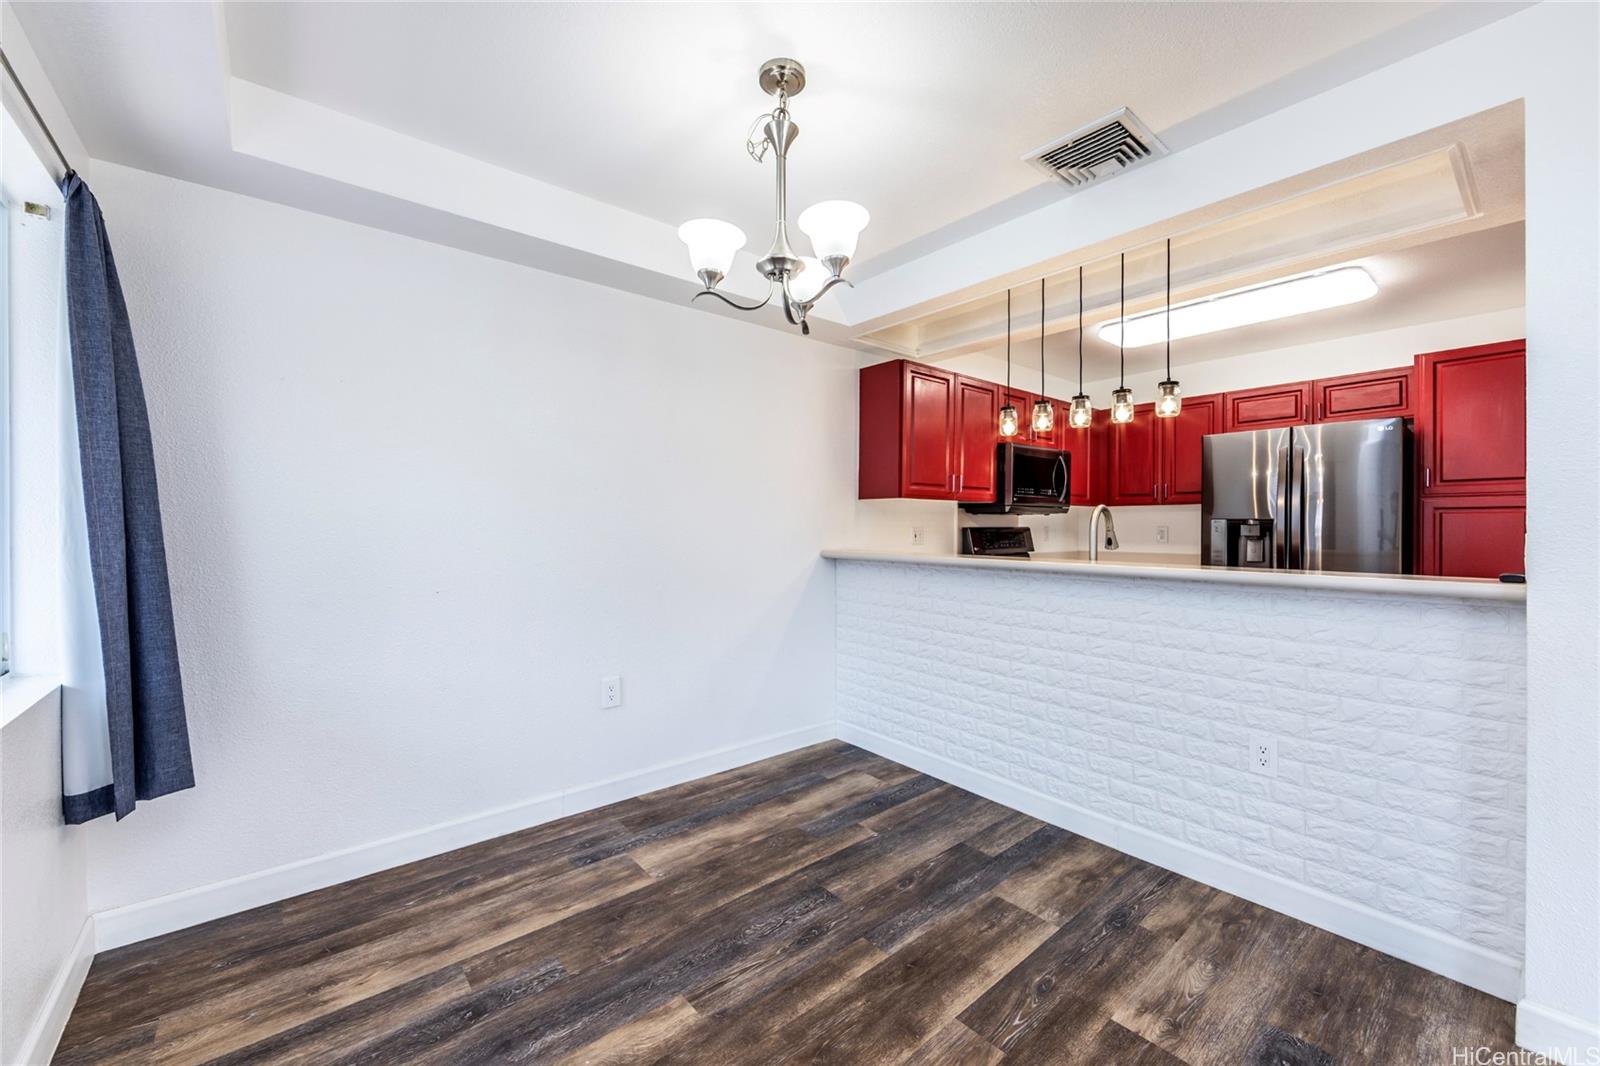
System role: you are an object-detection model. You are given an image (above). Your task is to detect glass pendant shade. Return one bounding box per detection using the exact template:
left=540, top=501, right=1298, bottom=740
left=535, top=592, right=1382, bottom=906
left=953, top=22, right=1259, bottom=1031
left=1031, top=398, right=1055, bottom=433
left=998, top=403, right=1020, bottom=438
left=1155, top=380, right=1183, bottom=418
left=798, top=200, right=870, bottom=261
left=788, top=257, right=828, bottom=302
left=1111, top=387, right=1135, bottom=424
left=1068, top=394, right=1093, bottom=429
left=677, top=218, right=746, bottom=277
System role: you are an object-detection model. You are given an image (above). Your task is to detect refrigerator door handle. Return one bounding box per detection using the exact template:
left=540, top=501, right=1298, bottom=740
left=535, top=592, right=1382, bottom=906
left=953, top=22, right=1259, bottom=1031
left=1273, top=443, right=1290, bottom=568
left=1288, top=445, right=1307, bottom=569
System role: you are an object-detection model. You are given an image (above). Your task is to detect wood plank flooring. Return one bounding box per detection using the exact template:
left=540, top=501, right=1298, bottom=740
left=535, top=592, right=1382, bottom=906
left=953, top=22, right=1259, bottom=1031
left=54, top=742, right=1517, bottom=1065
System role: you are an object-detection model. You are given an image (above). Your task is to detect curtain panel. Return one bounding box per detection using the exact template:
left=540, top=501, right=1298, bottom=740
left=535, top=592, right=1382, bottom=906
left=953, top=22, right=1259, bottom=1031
left=59, top=173, right=193, bottom=823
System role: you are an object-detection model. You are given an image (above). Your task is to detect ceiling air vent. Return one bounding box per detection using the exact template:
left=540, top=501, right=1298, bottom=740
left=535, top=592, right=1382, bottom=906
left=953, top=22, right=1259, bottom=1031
left=1023, top=108, right=1167, bottom=188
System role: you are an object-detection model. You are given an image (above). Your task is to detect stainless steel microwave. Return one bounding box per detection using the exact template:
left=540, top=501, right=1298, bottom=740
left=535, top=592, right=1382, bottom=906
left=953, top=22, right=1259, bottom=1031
left=960, top=443, right=1071, bottom=514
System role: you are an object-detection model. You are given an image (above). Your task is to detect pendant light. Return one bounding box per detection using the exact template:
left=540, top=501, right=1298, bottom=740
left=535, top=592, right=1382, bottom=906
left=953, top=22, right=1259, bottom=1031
left=1068, top=266, right=1093, bottom=429
left=1155, top=237, right=1182, bottom=418
left=1031, top=278, right=1054, bottom=434
left=998, top=289, right=1020, bottom=437
left=1110, top=253, right=1135, bottom=424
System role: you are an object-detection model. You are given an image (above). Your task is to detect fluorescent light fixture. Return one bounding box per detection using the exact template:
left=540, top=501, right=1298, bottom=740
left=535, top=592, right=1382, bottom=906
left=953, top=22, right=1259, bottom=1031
left=1097, top=266, right=1379, bottom=348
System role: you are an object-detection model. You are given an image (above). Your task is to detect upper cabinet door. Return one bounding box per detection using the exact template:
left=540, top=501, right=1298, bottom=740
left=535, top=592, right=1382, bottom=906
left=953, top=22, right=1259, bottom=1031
left=1312, top=367, right=1413, bottom=423
left=1108, top=404, right=1159, bottom=505
left=1061, top=408, right=1101, bottom=505
left=1222, top=382, right=1314, bottom=432
left=954, top=376, right=1000, bottom=502
left=1159, top=395, right=1221, bottom=504
left=902, top=364, right=958, bottom=498
left=1415, top=340, right=1526, bottom=497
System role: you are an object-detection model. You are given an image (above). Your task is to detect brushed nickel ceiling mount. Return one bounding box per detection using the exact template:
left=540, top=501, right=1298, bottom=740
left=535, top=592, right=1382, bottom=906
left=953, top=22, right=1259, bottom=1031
left=677, top=58, right=868, bottom=335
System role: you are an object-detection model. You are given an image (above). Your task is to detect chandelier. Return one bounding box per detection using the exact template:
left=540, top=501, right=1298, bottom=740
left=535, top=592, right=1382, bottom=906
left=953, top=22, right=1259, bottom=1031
left=677, top=59, right=869, bottom=335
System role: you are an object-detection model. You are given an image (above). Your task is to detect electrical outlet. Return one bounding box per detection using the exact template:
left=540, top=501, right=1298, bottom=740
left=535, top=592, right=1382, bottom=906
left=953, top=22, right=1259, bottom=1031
left=1248, top=737, right=1278, bottom=777
left=1155, top=525, right=1170, bottom=545
left=600, top=675, right=622, bottom=709
left=910, top=526, right=926, bottom=547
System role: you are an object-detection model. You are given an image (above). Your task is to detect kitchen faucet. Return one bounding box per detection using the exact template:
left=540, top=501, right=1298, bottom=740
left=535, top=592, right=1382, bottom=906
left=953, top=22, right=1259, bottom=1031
left=1088, top=504, right=1119, bottom=561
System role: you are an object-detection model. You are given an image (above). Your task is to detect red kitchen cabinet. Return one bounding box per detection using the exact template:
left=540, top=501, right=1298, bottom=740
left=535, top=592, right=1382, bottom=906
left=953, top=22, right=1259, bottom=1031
left=1415, top=340, right=1526, bottom=497
left=859, top=360, right=956, bottom=499
left=1312, top=366, right=1412, bottom=423
left=1107, top=403, right=1159, bottom=505
left=1159, top=395, right=1222, bottom=503
left=1418, top=496, right=1525, bottom=578
left=953, top=377, right=1001, bottom=502
left=1106, top=396, right=1221, bottom=505
left=859, top=360, right=1004, bottom=501
left=1060, top=408, right=1103, bottom=505
left=1222, top=382, right=1314, bottom=432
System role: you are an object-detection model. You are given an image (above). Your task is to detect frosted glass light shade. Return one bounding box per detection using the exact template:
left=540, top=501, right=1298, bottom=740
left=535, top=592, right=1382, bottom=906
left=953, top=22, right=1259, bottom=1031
left=1068, top=394, right=1093, bottom=429
left=1031, top=398, right=1055, bottom=434
left=1111, top=387, right=1135, bottom=424
left=788, top=257, right=828, bottom=302
left=677, top=218, right=746, bottom=277
left=1155, top=380, right=1183, bottom=418
left=998, top=403, right=1020, bottom=438
left=798, top=200, right=870, bottom=261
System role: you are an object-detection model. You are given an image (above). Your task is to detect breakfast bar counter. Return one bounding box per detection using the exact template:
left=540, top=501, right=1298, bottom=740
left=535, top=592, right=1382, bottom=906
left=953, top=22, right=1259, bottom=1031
left=820, top=549, right=1527, bottom=603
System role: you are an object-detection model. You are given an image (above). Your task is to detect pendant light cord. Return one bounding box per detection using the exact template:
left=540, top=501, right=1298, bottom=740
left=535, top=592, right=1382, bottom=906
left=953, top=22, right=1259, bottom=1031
left=1165, top=238, right=1172, bottom=381
left=1038, top=278, right=1046, bottom=396
left=1118, top=253, right=1126, bottom=389
left=1005, top=289, right=1012, bottom=391
left=1077, top=267, right=1084, bottom=393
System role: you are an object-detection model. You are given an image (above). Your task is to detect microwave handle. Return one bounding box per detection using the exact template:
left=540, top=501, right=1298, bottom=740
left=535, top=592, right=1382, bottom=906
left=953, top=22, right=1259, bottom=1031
left=1054, top=453, right=1068, bottom=503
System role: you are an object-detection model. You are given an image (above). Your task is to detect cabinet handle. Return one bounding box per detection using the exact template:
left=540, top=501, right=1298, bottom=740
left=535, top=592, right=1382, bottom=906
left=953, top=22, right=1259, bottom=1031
left=1424, top=466, right=1431, bottom=489
left=1317, top=401, right=1323, bottom=420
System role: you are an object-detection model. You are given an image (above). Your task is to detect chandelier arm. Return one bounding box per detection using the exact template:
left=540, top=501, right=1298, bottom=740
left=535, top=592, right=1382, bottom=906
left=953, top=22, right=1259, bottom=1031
left=691, top=280, right=774, bottom=312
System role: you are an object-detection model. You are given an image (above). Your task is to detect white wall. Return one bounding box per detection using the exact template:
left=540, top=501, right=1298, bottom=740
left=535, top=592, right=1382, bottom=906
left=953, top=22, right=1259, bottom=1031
left=837, top=559, right=1528, bottom=999
left=74, top=161, right=860, bottom=917
left=1, top=689, right=90, bottom=1066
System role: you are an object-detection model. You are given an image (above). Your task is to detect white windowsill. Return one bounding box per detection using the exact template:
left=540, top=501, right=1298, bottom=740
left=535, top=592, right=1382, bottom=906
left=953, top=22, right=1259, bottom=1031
left=0, top=674, right=62, bottom=730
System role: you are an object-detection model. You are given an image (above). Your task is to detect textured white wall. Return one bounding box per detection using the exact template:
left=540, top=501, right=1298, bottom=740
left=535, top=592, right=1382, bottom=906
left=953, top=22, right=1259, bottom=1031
left=1, top=689, right=89, bottom=1066
left=74, top=162, right=859, bottom=913
left=836, top=560, right=1527, bottom=981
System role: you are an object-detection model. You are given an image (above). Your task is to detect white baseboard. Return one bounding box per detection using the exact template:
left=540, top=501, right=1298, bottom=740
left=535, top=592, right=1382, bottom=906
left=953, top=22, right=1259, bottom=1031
left=1516, top=1000, right=1600, bottom=1063
left=13, top=916, right=95, bottom=1066
left=93, top=722, right=834, bottom=952
left=836, top=721, right=1524, bottom=1003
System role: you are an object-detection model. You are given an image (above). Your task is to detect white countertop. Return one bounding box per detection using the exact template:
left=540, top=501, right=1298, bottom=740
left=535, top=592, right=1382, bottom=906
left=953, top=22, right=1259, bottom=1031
left=821, top=549, right=1527, bottom=603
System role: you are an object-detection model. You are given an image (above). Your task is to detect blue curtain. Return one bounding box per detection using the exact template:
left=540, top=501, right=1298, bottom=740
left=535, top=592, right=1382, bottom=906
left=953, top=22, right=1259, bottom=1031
left=59, top=173, right=193, bottom=823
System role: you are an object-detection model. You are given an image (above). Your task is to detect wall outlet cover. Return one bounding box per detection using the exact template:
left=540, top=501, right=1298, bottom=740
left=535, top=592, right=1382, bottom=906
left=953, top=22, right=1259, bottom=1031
left=601, top=675, right=622, bottom=709
left=911, top=526, right=926, bottom=546
left=1156, top=525, right=1170, bottom=544
left=1249, top=736, right=1278, bottom=777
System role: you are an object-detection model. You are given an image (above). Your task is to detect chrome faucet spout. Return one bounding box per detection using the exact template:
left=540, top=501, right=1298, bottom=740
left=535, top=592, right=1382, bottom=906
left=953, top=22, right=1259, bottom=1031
left=1088, top=505, right=1119, bottom=561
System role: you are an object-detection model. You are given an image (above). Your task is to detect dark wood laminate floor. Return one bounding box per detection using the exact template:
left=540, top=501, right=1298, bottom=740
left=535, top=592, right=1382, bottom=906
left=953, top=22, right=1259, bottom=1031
left=55, top=742, right=1518, bottom=1065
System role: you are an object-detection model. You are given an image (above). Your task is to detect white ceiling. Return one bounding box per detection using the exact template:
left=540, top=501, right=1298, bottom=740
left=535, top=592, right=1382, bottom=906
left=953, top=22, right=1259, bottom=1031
left=220, top=1, right=1501, bottom=267
left=10, top=1, right=1530, bottom=340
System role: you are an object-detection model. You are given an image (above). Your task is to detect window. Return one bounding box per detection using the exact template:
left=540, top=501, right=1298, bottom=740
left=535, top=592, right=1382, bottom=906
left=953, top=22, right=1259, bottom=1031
left=1, top=188, right=13, bottom=676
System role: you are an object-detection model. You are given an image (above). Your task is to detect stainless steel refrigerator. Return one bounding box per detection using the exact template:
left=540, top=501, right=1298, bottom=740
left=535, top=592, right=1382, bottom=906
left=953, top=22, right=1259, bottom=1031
left=1201, top=417, right=1410, bottom=574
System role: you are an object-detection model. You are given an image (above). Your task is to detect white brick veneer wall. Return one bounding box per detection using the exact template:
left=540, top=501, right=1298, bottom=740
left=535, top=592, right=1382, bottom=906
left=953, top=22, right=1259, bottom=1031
left=835, top=561, right=1527, bottom=989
